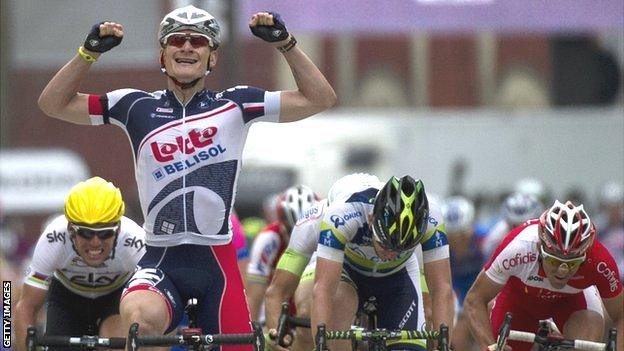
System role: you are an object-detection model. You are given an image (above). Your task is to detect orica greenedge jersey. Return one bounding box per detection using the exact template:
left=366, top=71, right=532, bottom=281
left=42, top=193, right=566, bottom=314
left=316, top=187, right=449, bottom=277
left=88, top=87, right=280, bottom=247
left=24, top=215, right=146, bottom=299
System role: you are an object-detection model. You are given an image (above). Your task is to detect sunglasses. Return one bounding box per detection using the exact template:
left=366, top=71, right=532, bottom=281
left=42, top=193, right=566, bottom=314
left=539, top=245, right=585, bottom=270
left=70, top=223, right=119, bottom=240
left=164, top=33, right=213, bottom=48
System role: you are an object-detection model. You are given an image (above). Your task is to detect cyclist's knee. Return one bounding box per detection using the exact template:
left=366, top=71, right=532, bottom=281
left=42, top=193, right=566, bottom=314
left=120, top=290, right=170, bottom=334
left=564, top=309, right=604, bottom=341
left=99, top=314, right=125, bottom=337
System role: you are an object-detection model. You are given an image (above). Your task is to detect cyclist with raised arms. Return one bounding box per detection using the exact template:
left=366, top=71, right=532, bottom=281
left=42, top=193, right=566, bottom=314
left=312, top=175, right=454, bottom=351
left=245, top=185, right=318, bottom=322
left=14, top=177, right=145, bottom=351
left=37, top=4, right=336, bottom=350
left=264, top=173, right=384, bottom=351
left=465, top=200, right=623, bottom=351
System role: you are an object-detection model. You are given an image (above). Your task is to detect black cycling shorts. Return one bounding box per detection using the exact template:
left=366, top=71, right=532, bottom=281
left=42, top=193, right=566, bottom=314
left=45, top=278, right=123, bottom=345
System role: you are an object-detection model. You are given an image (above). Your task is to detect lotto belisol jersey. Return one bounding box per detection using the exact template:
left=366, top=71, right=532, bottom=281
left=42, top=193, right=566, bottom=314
left=484, top=219, right=623, bottom=301
left=246, top=222, right=287, bottom=284
left=88, top=87, right=280, bottom=246
left=24, top=215, right=146, bottom=299
left=316, top=187, right=449, bottom=277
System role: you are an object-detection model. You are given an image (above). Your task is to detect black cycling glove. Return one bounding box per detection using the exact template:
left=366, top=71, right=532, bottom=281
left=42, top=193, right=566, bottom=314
left=249, top=12, right=290, bottom=42
left=83, top=22, right=123, bottom=53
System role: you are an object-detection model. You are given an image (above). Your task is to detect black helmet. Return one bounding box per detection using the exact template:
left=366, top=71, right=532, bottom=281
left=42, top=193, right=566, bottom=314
left=371, top=176, right=429, bottom=251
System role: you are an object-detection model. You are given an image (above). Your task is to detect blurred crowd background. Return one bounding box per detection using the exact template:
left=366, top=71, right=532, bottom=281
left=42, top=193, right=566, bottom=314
left=0, top=0, right=623, bottom=336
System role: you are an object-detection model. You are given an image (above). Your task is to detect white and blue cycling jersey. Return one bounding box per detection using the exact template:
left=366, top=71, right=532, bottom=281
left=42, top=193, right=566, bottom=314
left=316, top=187, right=449, bottom=277
left=88, top=87, right=280, bottom=247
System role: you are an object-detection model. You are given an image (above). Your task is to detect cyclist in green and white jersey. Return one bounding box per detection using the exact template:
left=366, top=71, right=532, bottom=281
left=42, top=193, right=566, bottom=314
left=312, top=175, right=454, bottom=351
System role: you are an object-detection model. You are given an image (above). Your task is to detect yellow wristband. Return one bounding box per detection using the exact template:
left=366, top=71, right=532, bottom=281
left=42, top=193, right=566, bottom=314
left=77, top=46, right=97, bottom=63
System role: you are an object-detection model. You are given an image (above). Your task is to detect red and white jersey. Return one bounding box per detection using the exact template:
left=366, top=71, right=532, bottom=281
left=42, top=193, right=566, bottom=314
left=484, top=219, right=622, bottom=301
left=246, top=222, right=287, bottom=284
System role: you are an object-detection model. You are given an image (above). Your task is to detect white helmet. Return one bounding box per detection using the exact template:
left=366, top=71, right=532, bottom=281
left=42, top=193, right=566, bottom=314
left=502, top=192, right=544, bottom=226
left=158, top=5, right=221, bottom=48
left=599, top=181, right=623, bottom=206
left=278, top=185, right=319, bottom=231
left=514, top=178, right=549, bottom=204
left=327, top=173, right=382, bottom=204
left=538, top=200, right=595, bottom=257
left=441, top=196, right=475, bottom=234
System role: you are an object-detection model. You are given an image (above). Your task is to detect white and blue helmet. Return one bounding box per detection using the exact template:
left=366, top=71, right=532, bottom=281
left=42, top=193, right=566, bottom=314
left=441, top=196, right=475, bottom=234
left=502, top=192, right=544, bottom=226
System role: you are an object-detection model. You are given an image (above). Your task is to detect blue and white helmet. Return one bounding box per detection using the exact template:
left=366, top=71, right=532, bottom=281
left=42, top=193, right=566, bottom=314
left=441, top=196, right=475, bottom=234
left=158, top=5, right=221, bottom=48
left=502, top=192, right=544, bottom=226
left=327, top=173, right=382, bottom=204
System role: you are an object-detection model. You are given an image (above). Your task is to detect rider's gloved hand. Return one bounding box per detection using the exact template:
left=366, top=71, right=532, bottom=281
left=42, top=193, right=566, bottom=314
left=249, top=12, right=290, bottom=42
left=83, top=21, right=123, bottom=53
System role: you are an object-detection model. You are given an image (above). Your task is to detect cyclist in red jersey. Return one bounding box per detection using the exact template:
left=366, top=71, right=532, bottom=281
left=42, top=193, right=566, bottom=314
left=465, top=200, right=623, bottom=351
left=37, top=5, right=336, bottom=351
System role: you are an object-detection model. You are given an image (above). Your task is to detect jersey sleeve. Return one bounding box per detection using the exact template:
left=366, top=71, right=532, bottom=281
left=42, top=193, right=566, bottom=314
left=316, top=204, right=360, bottom=263
left=247, top=232, right=282, bottom=284
left=482, top=226, right=529, bottom=285
left=420, top=203, right=450, bottom=263
left=24, top=220, right=67, bottom=290
left=589, top=240, right=623, bottom=298
left=216, top=85, right=280, bottom=124
left=118, top=217, right=147, bottom=272
left=88, top=88, right=149, bottom=126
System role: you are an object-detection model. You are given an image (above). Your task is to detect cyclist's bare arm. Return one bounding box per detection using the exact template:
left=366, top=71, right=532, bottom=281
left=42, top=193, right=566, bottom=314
left=248, top=12, right=336, bottom=123
left=245, top=278, right=269, bottom=322
left=38, top=23, right=122, bottom=124
left=602, top=291, right=623, bottom=350
left=464, top=270, right=505, bottom=349
left=14, top=284, right=47, bottom=351
left=311, top=257, right=342, bottom=337
left=276, top=46, right=337, bottom=122
left=424, top=258, right=455, bottom=335
left=265, top=269, right=301, bottom=330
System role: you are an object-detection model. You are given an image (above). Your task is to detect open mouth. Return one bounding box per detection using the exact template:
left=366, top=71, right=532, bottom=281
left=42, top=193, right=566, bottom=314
left=175, top=58, right=198, bottom=65
left=86, top=248, right=104, bottom=258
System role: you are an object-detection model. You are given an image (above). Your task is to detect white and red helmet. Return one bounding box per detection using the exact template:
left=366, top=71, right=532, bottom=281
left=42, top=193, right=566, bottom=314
left=277, top=185, right=319, bottom=232
left=538, top=200, right=596, bottom=258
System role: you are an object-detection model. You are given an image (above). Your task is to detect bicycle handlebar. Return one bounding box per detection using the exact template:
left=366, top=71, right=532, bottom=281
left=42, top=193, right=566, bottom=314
left=322, top=329, right=440, bottom=341
left=492, top=313, right=615, bottom=351
left=507, top=330, right=607, bottom=351
left=26, top=327, right=126, bottom=350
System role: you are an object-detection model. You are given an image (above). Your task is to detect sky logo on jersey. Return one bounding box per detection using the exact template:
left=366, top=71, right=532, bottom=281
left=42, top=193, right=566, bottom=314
left=150, top=127, right=218, bottom=162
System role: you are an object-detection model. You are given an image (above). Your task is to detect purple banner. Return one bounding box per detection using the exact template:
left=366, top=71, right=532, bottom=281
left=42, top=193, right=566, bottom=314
left=239, top=0, right=624, bottom=34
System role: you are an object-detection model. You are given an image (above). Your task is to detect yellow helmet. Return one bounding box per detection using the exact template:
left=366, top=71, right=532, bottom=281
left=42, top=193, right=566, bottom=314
left=64, top=177, right=125, bottom=225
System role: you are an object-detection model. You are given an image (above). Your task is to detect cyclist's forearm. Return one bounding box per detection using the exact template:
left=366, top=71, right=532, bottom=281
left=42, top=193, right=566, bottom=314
left=14, top=303, right=36, bottom=351
left=38, top=54, right=93, bottom=118
left=464, top=297, right=495, bottom=348
left=281, top=46, right=337, bottom=116
left=431, top=287, right=455, bottom=335
left=616, top=316, right=623, bottom=351
left=264, top=285, right=292, bottom=330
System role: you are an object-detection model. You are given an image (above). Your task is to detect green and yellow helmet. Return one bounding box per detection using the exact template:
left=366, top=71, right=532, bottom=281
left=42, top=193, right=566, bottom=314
left=64, top=177, right=125, bottom=225
left=371, top=175, right=429, bottom=251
